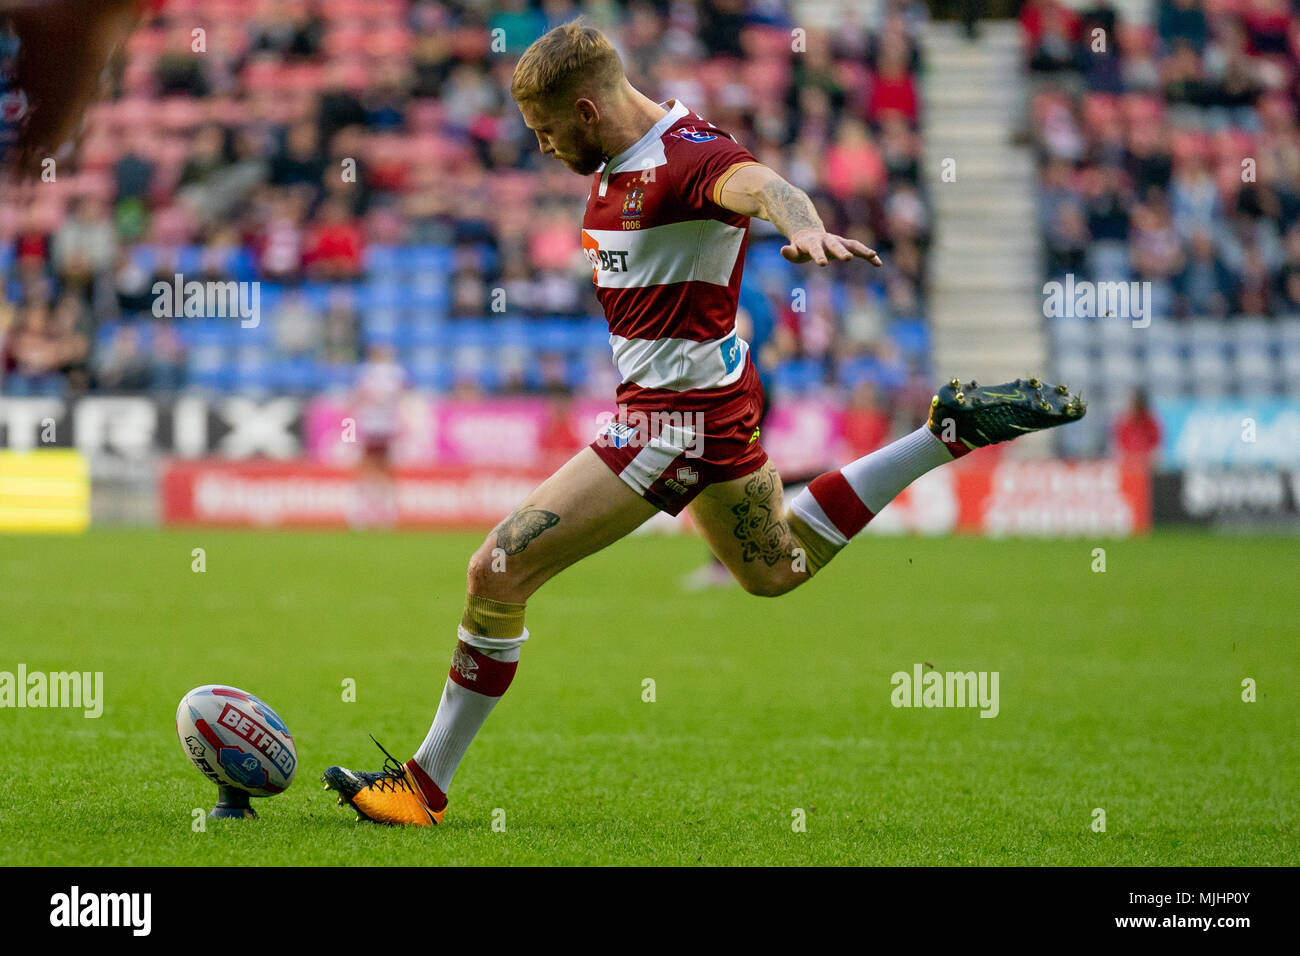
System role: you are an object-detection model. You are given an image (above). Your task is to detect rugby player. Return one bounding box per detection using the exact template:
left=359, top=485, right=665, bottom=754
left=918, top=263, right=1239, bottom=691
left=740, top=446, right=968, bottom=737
left=323, top=21, right=1085, bottom=825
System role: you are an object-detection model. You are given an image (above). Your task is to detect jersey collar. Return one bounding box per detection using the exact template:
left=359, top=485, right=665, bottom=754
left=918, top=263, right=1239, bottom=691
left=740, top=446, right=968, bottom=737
left=597, top=99, right=690, bottom=194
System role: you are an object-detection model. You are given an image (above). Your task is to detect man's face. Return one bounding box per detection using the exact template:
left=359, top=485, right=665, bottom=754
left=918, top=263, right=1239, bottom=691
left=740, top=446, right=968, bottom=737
left=519, top=98, right=605, bottom=176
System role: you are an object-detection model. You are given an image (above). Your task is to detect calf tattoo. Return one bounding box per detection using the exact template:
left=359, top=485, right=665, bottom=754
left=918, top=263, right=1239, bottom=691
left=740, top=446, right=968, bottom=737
left=495, top=508, right=560, bottom=555
left=730, top=470, right=794, bottom=566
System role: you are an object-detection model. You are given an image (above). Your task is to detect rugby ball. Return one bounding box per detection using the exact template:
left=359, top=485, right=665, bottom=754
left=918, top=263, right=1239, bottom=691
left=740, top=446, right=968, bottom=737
left=176, top=684, right=296, bottom=797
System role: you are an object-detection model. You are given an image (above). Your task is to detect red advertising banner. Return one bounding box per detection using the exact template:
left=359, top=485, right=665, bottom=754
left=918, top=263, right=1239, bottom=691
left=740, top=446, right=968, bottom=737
left=161, top=460, right=554, bottom=529
left=161, top=456, right=1151, bottom=535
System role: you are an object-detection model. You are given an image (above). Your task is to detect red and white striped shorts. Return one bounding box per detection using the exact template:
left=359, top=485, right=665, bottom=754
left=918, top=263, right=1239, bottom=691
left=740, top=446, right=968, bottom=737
left=590, top=370, right=768, bottom=516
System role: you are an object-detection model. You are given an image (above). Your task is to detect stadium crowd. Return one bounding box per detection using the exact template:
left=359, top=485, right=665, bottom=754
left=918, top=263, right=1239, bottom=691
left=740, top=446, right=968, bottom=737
left=1, top=0, right=933, bottom=442
left=1026, top=0, right=1300, bottom=319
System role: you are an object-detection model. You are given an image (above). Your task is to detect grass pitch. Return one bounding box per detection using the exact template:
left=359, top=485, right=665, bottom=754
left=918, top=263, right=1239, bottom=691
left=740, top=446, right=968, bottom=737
left=1, top=528, right=1296, bottom=866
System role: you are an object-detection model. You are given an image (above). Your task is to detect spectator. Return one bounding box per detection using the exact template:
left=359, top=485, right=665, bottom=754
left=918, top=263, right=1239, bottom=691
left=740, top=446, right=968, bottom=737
left=155, top=22, right=211, bottom=97
left=93, top=324, right=152, bottom=392
left=5, top=303, right=63, bottom=396
left=50, top=294, right=90, bottom=394
left=1158, top=0, right=1207, bottom=50
left=867, top=50, right=919, bottom=125
left=1175, top=230, right=1232, bottom=317
left=150, top=323, right=186, bottom=393
left=1113, top=389, right=1162, bottom=464
left=269, top=121, right=327, bottom=196
left=843, top=381, right=891, bottom=458
left=825, top=118, right=887, bottom=200
left=303, top=197, right=365, bottom=280
left=272, top=288, right=323, bottom=359
left=52, top=196, right=117, bottom=287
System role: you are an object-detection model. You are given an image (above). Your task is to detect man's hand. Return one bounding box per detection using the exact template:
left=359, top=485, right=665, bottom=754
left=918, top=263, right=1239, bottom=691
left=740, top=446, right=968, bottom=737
left=715, top=164, right=884, bottom=268
left=781, top=228, right=882, bottom=267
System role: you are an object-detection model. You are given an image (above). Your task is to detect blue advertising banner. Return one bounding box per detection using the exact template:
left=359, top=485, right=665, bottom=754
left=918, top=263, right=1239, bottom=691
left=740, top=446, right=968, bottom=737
left=1157, top=400, right=1300, bottom=469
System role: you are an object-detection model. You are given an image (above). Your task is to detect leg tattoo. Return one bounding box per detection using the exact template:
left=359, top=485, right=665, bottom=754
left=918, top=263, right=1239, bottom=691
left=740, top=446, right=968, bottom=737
left=730, top=470, right=794, bottom=566
left=495, top=508, right=560, bottom=555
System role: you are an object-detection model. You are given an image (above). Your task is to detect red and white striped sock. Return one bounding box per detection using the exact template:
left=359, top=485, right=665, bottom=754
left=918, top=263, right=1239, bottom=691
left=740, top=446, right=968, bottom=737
left=789, top=426, right=958, bottom=550
left=409, top=626, right=527, bottom=809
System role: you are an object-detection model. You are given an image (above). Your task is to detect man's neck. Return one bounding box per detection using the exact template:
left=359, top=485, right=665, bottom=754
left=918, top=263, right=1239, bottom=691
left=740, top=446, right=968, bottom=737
left=602, top=92, right=671, bottom=162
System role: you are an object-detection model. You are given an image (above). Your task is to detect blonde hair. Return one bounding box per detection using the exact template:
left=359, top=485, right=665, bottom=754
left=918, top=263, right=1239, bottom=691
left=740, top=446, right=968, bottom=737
left=510, top=19, right=624, bottom=106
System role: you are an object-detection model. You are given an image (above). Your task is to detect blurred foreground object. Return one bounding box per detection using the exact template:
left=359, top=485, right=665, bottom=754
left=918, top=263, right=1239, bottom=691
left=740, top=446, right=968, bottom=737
left=1, top=0, right=142, bottom=177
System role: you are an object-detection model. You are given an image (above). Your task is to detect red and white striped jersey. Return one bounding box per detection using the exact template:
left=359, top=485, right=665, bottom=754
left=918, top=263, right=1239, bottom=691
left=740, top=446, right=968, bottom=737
left=581, top=99, right=761, bottom=411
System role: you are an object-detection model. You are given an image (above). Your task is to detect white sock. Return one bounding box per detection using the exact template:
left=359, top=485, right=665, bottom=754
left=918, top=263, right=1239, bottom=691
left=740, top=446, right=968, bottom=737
left=839, top=426, right=954, bottom=513
left=412, top=626, right=528, bottom=801
left=789, top=426, right=954, bottom=543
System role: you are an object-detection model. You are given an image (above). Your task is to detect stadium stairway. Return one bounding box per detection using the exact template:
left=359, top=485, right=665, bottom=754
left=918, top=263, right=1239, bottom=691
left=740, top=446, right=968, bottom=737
left=922, top=20, right=1049, bottom=418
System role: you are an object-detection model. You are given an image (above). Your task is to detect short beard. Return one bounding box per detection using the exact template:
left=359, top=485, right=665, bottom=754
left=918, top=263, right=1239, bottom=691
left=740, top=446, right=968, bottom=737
left=565, top=143, right=605, bottom=176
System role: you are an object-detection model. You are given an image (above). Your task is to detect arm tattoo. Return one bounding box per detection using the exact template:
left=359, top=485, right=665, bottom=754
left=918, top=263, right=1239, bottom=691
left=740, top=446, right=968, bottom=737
left=495, top=508, right=560, bottom=555
left=759, top=177, right=823, bottom=239
left=730, top=470, right=794, bottom=567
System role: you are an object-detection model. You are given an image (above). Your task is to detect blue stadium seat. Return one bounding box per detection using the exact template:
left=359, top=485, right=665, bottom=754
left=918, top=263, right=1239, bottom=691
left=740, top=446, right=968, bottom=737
left=398, top=245, right=454, bottom=276
left=445, top=319, right=495, bottom=349
left=773, top=359, right=824, bottom=394
left=403, top=320, right=446, bottom=348
left=887, top=319, right=930, bottom=361
left=130, top=244, right=157, bottom=274
left=405, top=354, right=453, bottom=391
left=365, top=245, right=401, bottom=275
left=407, top=271, right=451, bottom=307
left=316, top=362, right=357, bottom=392
left=837, top=355, right=882, bottom=386
left=232, top=350, right=272, bottom=391
left=229, top=248, right=258, bottom=281
left=176, top=245, right=202, bottom=275
left=364, top=305, right=401, bottom=339
left=364, top=278, right=404, bottom=310
left=529, top=317, right=573, bottom=352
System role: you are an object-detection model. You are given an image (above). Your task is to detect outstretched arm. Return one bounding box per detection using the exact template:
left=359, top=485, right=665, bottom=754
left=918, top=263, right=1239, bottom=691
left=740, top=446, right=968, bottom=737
left=714, top=163, right=882, bottom=267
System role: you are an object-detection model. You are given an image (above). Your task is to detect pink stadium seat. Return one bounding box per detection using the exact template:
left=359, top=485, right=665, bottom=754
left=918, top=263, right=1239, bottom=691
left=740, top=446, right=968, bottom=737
left=740, top=25, right=792, bottom=59
left=242, top=60, right=280, bottom=89
left=742, top=59, right=790, bottom=99
left=407, top=99, right=446, bottom=133
left=1121, top=93, right=1164, bottom=127
left=126, top=27, right=167, bottom=57
left=1081, top=92, right=1120, bottom=133
left=1169, top=129, right=1211, bottom=161
left=156, top=97, right=205, bottom=132
left=449, top=27, right=492, bottom=59
left=117, top=98, right=155, bottom=126
left=1117, top=22, right=1155, bottom=56
left=325, top=28, right=368, bottom=57
left=366, top=29, right=414, bottom=58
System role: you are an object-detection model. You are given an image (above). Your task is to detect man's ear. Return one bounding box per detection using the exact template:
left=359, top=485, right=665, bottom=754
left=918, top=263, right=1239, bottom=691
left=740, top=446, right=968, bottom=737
left=575, top=98, right=600, bottom=124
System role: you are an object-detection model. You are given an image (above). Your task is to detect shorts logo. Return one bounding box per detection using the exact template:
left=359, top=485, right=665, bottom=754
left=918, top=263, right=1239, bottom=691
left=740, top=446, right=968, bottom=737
left=600, top=421, right=639, bottom=448
left=672, top=126, right=718, bottom=143
left=676, top=466, right=698, bottom=486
